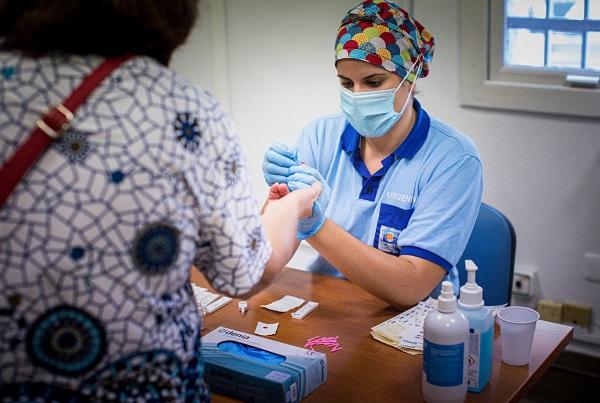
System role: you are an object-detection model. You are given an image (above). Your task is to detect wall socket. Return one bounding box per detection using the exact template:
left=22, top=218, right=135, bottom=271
left=537, top=299, right=563, bottom=323
left=562, top=302, right=592, bottom=328
left=512, top=268, right=536, bottom=297
left=584, top=252, right=600, bottom=283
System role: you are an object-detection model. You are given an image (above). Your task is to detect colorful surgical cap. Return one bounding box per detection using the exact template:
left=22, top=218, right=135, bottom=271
left=335, top=0, right=435, bottom=82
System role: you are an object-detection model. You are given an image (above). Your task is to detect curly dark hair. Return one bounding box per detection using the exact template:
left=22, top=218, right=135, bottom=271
left=0, top=0, right=199, bottom=65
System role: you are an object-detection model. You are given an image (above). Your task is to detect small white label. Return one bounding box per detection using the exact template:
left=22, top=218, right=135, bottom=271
left=467, top=328, right=481, bottom=389
left=290, top=382, right=298, bottom=402
left=265, top=370, right=291, bottom=383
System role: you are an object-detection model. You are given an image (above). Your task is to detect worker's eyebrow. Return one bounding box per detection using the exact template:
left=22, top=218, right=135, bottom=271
left=337, top=73, right=387, bottom=80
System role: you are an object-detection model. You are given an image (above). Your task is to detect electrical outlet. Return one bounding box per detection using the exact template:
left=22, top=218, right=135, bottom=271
left=537, top=299, right=563, bottom=323
left=512, top=272, right=533, bottom=297
left=584, top=252, right=600, bottom=283
left=562, top=302, right=592, bottom=328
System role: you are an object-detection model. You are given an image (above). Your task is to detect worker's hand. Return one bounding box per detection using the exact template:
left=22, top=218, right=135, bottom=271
left=289, top=181, right=322, bottom=219
left=288, top=165, right=330, bottom=240
left=262, top=143, right=299, bottom=186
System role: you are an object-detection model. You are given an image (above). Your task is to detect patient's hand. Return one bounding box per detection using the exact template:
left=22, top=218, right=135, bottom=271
left=261, top=182, right=320, bottom=219
left=268, top=183, right=290, bottom=200
left=261, top=183, right=289, bottom=213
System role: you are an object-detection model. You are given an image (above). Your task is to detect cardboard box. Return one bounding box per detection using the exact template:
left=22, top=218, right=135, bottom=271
left=202, top=327, right=327, bottom=402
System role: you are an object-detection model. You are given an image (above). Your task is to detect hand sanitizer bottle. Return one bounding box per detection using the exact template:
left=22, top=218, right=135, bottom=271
left=457, top=260, right=494, bottom=393
left=422, top=281, right=469, bottom=403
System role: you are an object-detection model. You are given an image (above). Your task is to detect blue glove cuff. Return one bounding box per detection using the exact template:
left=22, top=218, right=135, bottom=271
left=297, top=217, right=326, bottom=240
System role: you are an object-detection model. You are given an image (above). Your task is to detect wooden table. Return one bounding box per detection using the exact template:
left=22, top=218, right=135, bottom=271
left=191, top=268, right=573, bottom=403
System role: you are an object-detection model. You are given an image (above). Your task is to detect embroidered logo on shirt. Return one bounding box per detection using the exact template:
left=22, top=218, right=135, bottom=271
left=378, top=225, right=401, bottom=254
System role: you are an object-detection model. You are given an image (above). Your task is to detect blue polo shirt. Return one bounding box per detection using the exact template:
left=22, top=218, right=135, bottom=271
left=295, top=99, right=483, bottom=293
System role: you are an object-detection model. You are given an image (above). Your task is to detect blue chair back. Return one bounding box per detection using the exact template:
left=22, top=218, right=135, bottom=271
left=456, top=203, right=516, bottom=306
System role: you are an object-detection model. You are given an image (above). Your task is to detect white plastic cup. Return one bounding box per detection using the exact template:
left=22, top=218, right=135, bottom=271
left=497, top=306, right=540, bottom=366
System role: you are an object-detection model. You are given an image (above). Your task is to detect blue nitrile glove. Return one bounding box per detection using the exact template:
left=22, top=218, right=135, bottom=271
left=262, top=143, right=299, bottom=186
left=287, top=165, right=331, bottom=240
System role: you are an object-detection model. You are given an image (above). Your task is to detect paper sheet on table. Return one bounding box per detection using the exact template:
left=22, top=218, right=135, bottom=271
left=261, top=295, right=305, bottom=312
left=370, top=331, right=422, bottom=355
left=255, top=321, right=279, bottom=336
left=371, top=297, right=437, bottom=354
left=190, top=283, right=222, bottom=311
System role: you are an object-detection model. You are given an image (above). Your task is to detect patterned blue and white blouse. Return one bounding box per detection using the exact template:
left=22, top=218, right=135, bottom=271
left=0, top=52, right=271, bottom=402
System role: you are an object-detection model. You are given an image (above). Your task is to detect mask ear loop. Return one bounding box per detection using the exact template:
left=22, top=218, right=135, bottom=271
left=396, top=62, right=423, bottom=115
left=393, top=58, right=421, bottom=95
left=407, top=62, right=423, bottom=94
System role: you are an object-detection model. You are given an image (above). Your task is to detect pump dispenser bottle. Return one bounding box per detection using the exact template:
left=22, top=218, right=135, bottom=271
left=457, top=260, right=494, bottom=392
left=422, top=281, right=469, bottom=403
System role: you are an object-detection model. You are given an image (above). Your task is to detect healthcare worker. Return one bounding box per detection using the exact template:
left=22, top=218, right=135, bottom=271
left=263, top=0, right=483, bottom=309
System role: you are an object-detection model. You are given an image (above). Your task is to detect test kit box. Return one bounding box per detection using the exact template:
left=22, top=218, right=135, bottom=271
left=201, top=326, right=327, bottom=403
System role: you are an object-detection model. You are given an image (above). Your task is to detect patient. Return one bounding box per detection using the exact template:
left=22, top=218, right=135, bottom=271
left=0, top=0, right=318, bottom=401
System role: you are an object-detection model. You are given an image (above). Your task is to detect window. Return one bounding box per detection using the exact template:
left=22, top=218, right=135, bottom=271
left=502, top=0, right=600, bottom=75
left=460, top=0, right=600, bottom=118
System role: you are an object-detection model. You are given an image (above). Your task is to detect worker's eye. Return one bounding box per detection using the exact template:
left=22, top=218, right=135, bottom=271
left=340, top=80, right=353, bottom=89
left=365, top=80, right=382, bottom=88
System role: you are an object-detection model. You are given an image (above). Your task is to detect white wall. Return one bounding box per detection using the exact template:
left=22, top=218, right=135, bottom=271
left=171, top=1, right=214, bottom=93
left=172, top=0, right=600, bottom=355
left=223, top=0, right=365, bottom=195
left=412, top=0, right=600, bottom=355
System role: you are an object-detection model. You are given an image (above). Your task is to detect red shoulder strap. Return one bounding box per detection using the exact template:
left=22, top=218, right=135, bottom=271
left=0, top=54, right=133, bottom=209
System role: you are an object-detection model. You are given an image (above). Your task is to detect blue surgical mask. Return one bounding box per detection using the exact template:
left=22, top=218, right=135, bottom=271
left=340, top=62, right=421, bottom=138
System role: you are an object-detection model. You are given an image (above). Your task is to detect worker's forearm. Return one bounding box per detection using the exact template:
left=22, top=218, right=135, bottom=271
left=307, top=220, right=437, bottom=308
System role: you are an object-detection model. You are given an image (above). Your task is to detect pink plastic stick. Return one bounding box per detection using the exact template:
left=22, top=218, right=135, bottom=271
left=305, top=335, right=342, bottom=353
